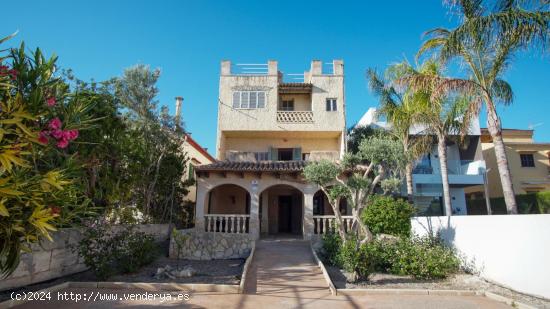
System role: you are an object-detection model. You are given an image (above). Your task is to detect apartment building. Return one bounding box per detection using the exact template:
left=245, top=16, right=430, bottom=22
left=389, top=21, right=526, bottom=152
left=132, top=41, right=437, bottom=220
left=194, top=60, right=349, bottom=240
left=357, top=108, right=486, bottom=215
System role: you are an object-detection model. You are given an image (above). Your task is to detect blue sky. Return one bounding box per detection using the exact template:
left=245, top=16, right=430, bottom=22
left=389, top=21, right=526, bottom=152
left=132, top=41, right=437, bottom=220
left=4, top=0, right=549, bottom=154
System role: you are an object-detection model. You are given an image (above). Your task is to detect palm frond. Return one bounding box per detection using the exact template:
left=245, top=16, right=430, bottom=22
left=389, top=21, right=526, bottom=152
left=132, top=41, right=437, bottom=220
left=491, top=79, right=514, bottom=105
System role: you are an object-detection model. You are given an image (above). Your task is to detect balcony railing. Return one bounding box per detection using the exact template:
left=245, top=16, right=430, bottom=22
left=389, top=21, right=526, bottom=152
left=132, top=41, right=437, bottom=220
left=276, top=111, right=314, bottom=123
left=413, top=160, right=485, bottom=176
left=204, top=214, right=250, bottom=233
left=313, top=215, right=354, bottom=234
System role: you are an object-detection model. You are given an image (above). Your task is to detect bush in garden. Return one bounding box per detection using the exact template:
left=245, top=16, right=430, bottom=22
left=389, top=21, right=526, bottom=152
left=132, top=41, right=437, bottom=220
left=337, top=237, right=372, bottom=281
left=361, top=195, right=415, bottom=238
left=75, top=220, right=159, bottom=280
left=320, top=232, right=342, bottom=266
left=321, top=234, right=459, bottom=281
left=388, top=236, right=460, bottom=280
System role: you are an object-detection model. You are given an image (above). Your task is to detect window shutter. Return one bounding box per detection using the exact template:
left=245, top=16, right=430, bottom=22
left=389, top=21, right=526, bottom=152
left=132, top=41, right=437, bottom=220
left=258, top=92, right=266, bottom=108
left=268, top=147, right=278, bottom=161
left=233, top=92, right=240, bottom=108
left=332, top=99, right=337, bottom=111
left=326, top=100, right=330, bottom=111
left=292, top=147, right=302, bottom=161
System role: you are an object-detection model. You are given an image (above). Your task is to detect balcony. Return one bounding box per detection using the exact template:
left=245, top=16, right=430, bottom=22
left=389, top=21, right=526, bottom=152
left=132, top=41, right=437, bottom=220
left=413, top=160, right=486, bottom=185
left=276, top=111, right=314, bottom=123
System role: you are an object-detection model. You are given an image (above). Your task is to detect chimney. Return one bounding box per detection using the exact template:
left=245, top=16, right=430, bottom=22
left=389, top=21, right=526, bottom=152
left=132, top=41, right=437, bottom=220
left=175, top=96, right=183, bottom=128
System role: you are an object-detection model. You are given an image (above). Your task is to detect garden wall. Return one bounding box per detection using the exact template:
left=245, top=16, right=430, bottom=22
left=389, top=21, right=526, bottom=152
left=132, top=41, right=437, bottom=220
left=0, top=224, right=171, bottom=292
left=411, top=215, right=550, bottom=299
left=169, top=229, right=254, bottom=260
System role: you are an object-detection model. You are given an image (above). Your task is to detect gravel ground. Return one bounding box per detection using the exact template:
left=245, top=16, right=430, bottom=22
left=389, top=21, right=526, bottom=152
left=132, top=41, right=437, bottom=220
left=327, top=266, right=550, bottom=309
left=0, top=257, right=244, bottom=302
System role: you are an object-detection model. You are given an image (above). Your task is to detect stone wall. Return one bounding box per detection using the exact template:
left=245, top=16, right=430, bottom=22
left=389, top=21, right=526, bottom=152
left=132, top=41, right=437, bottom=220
left=169, top=229, right=254, bottom=260
left=0, top=224, right=171, bottom=292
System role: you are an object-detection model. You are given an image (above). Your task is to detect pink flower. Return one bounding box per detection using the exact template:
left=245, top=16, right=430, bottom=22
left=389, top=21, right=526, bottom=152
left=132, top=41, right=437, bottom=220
left=46, top=97, right=56, bottom=107
left=48, top=118, right=62, bottom=130
left=66, top=129, right=79, bottom=140
left=56, top=138, right=69, bottom=149
left=51, top=129, right=63, bottom=139
left=38, top=131, right=49, bottom=144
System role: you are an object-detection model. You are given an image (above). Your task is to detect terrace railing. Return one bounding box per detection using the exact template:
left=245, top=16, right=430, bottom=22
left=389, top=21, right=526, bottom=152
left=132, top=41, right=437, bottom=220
left=313, top=215, right=354, bottom=235
left=204, top=214, right=250, bottom=234
left=276, top=111, right=314, bottom=123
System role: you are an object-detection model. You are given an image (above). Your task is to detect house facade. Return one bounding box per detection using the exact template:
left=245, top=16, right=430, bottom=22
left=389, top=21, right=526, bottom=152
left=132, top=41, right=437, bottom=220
left=193, top=60, right=349, bottom=240
left=181, top=133, right=215, bottom=203
left=357, top=108, right=486, bottom=215
left=466, top=128, right=550, bottom=198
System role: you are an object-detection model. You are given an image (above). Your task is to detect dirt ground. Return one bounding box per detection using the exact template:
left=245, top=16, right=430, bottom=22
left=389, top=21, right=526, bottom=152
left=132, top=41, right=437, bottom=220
left=0, top=256, right=244, bottom=302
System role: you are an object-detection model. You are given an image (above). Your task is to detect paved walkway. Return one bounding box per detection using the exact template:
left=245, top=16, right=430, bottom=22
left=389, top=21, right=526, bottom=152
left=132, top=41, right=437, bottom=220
left=15, top=238, right=511, bottom=309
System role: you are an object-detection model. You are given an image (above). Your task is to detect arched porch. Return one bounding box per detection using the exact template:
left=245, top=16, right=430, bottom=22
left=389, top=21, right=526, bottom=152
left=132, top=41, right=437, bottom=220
left=259, top=184, right=304, bottom=237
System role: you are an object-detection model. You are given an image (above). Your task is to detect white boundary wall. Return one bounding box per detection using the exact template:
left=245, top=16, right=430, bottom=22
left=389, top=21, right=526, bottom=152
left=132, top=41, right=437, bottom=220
left=411, top=215, right=550, bottom=299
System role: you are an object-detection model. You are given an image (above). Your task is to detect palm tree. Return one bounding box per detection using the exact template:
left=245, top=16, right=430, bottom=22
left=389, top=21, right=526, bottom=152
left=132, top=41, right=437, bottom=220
left=416, top=0, right=550, bottom=214
left=367, top=62, right=431, bottom=203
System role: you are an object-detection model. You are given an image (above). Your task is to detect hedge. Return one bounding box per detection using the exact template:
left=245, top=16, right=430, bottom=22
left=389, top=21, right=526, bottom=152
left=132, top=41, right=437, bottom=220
left=466, top=191, right=550, bottom=215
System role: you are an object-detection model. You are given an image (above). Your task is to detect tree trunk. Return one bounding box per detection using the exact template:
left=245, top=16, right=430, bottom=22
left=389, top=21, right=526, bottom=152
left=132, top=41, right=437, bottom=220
left=486, top=99, right=518, bottom=214
left=437, top=136, right=452, bottom=216
left=405, top=163, right=414, bottom=203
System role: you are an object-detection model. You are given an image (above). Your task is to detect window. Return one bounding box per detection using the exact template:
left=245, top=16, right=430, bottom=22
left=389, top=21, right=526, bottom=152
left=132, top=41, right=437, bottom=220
left=280, top=100, right=294, bottom=111
left=254, top=152, right=268, bottom=161
left=326, top=98, right=337, bottom=111
left=278, top=148, right=293, bottom=161
left=232, top=91, right=266, bottom=109
left=520, top=154, right=535, bottom=167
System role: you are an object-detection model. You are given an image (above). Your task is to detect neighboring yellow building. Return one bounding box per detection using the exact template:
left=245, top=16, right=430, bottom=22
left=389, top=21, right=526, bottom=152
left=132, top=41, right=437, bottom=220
left=477, top=128, right=550, bottom=198
left=181, top=133, right=215, bottom=203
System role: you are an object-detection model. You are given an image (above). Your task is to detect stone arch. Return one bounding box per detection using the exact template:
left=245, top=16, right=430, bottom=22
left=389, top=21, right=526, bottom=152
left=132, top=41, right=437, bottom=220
left=259, top=184, right=304, bottom=236
left=312, top=189, right=351, bottom=216
left=204, top=183, right=251, bottom=215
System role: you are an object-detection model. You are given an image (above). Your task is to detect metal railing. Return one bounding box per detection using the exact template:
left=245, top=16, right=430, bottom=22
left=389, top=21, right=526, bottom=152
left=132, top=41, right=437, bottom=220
left=313, top=215, right=354, bottom=234
left=276, top=111, right=314, bottom=123
left=204, top=214, right=250, bottom=233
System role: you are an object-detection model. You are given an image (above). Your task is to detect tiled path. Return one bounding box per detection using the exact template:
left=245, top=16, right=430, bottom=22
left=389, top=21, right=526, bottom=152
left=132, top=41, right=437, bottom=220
left=14, top=238, right=511, bottom=308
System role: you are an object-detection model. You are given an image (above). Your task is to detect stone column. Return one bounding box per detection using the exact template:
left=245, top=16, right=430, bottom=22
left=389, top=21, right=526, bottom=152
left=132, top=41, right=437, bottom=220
left=195, top=181, right=207, bottom=232
left=249, top=183, right=260, bottom=240
left=260, top=192, right=269, bottom=235
left=303, top=186, right=316, bottom=240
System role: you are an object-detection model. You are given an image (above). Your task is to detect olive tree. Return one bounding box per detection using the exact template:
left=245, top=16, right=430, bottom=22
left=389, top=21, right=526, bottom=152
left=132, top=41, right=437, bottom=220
left=303, top=135, right=406, bottom=244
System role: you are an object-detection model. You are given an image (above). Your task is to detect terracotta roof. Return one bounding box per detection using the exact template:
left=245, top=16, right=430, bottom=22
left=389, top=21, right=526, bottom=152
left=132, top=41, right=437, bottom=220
left=196, top=160, right=308, bottom=172
left=183, top=134, right=216, bottom=162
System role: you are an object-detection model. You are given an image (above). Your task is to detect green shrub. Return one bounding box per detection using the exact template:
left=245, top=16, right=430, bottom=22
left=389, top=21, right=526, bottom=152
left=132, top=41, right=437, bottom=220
left=320, top=234, right=459, bottom=281
left=388, top=236, right=460, bottom=280
left=75, top=220, right=159, bottom=280
left=362, top=195, right=415, bottom=237
left=321, top=232, right=342, bottom=266
left=113, top=226, right=158, bottom=273
left=338, top=237, right=372, bottom=281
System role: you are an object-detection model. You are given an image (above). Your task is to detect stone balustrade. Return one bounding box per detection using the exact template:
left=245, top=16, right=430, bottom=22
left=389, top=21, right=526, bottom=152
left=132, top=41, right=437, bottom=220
left=313, top=215, right=354, bottom=234
left=204, top=214, right=250, bottom=234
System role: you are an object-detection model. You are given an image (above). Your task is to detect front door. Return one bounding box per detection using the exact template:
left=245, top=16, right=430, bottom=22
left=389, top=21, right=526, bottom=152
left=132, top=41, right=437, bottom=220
left=278, top=196, right=292, bottom=233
